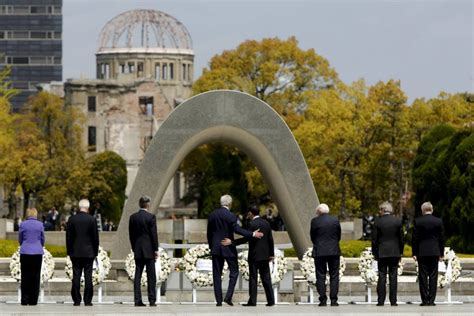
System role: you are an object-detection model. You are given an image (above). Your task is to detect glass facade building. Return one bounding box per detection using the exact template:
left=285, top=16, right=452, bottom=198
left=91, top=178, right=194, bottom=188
left=0, top=0, right=62, bottom=111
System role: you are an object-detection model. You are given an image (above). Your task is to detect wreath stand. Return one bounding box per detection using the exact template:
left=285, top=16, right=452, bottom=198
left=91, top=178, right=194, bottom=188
left=181, top=258, right=216, bottom=305
left=296, top=285, right=316, bottom=305
left=13, top=282, right=55, bottom=304
left=180, top=284, right=216, bottom=305
left=438, top=258, right=463, bottom=305
left=409, top=258, right=463, bottom=305
left=154, top=282, right=172, bottom=305
left=96, top=283, right=114, bottom=304
left=352, top=283, right=376, bottom=305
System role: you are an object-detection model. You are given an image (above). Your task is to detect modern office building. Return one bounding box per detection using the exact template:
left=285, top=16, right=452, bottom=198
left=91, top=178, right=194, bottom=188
left=0, top=0, right=62, bottom=112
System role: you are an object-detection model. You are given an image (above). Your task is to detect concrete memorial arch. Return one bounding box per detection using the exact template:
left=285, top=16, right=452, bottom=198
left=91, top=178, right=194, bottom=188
left=111, top=90, right=319, bottom=259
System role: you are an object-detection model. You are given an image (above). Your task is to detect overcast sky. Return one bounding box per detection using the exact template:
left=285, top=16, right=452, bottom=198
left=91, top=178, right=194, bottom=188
left=64, top=0, right=473, bottom=102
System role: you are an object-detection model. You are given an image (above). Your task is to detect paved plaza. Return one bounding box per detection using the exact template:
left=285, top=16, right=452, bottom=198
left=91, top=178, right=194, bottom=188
left=0, top=302, right=473, bottom=316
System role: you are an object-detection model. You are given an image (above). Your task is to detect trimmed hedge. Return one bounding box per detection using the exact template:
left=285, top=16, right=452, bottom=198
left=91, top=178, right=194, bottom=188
left=284, top=240, right=414, bottom=258
left=2, top=239, right=472, bottom=258
left=0, top=239, right=67, bottom=257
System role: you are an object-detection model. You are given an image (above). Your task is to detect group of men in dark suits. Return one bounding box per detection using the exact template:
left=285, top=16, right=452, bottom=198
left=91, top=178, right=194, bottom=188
left=371, top=201, right=445, bottom=306
left=309, top=200, right=445, bottom=307
left=66, top=193, right=444, bottom=308
left=207, top=195, right=275, bottom=306
left=66, top=196, right=159, bottom=307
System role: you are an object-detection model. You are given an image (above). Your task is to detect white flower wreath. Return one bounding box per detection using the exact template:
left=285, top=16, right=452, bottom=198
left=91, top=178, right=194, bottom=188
left=65, top=246, right=111, bottom=286
left=300, top=247, right=346, bottom=286
left=237, top=248, right=288, bottom=286
left=415, top=247, right=462, bottom=288
left=182, top=244, right=227, bottom=288
left=10, top=247, right=55, bottom=284
left=358, top=247, right=403, bottom=285
left=125, top=248, right=171, bottom=286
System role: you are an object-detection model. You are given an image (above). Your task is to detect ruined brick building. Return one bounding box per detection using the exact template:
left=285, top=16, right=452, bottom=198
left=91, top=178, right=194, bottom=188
left=64, top=10, right=194, bottom=214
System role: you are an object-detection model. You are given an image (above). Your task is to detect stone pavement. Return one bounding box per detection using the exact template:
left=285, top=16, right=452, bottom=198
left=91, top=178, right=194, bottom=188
left=0, top=302, right=473, bottom=316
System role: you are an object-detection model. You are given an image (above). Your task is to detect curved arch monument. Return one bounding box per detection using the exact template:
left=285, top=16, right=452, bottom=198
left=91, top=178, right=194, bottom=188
left=111, top=90, right=319, bottom=259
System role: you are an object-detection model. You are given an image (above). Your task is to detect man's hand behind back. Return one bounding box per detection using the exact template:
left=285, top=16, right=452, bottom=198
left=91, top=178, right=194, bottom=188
left=221, top=238, right=232, bottom=246
left=253, top=229, right=264, bottom=239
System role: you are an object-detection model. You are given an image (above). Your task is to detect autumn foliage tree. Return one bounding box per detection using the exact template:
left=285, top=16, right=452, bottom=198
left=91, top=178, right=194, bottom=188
left=0, top=91, right=127, bottom=220
left=193, top=36, right=339, bottom=129
left=185, top=37, right=339, bottom=216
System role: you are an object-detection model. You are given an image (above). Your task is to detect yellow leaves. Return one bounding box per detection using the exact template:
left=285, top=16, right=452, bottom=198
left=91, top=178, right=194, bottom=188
left=193, top=37, right=338, bottom=130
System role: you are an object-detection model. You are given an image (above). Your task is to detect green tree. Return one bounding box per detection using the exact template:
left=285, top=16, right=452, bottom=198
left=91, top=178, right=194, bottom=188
left=87, top=151, right=127, bottom=223
left=412, top=125, right=474, bottom=253
left=181, top=144, right=248, bottom=218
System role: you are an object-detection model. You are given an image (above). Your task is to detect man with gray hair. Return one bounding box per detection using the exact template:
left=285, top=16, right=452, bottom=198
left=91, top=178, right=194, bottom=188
left=310, top=203, right=341, bottom=306
left=412, top=202, right=445, bottom=306
left=207, top=194, right=263, bottom=306
left=66, top=199, right=99, bottom=306
left=372, top=201, right=404, bottom=306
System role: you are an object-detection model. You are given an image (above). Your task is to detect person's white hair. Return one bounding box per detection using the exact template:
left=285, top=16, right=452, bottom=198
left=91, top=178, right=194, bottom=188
left=421, top=201, right=433, bottom=214
left=316, top=203, right=330, bottom=214
left=79, top=199, right=90, bottom=209
left=220, top=194, right=232, bottom=207
left=379, top=201, right=393, bottom=213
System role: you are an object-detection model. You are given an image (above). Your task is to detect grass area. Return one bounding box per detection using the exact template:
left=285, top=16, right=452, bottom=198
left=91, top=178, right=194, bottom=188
left=0, top=239, right=67, bottom=257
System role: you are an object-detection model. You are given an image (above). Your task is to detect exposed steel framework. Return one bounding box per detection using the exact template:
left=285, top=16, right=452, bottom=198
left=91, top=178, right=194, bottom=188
left=97, top=9, right=193, bottom=52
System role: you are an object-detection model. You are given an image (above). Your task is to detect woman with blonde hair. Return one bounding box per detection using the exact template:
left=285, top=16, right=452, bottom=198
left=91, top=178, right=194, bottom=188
left=18, top=208, right=45, bottom=305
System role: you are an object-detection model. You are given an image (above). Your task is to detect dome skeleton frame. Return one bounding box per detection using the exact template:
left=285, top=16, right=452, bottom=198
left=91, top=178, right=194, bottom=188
left=98, top=9, right=193, bottom=52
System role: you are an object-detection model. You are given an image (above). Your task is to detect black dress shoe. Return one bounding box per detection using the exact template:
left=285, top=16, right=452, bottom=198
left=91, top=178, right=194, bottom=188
left=135, top=302, right=146, bottom=307
left=330, top=302, right=339, bottom=306
left=318, top=302, right=327, bottom=306
left=224, top=299, right=233, bottom=306
left=429, top=303, right=436, bottom=306
left=243, top=303, right=256, bottom=306
left=85, top=303, right=93, bottom=306
left=420, top=303, right=427, bottom=306
left=391, top=303, right=398, bottom=306
left=216, top=302, right=222, bottom=306
left=149, top=302, right=157, bottom=306
left=376, top=303, right=384, bottom=306
left=73, top=303, right=80, bottom=306
left=266, top=303, right=275, bottom=306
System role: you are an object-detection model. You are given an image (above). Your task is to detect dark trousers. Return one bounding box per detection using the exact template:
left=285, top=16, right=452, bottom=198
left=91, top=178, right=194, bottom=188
left=248, top=259, right=275, bottom=305
left=418, top=256, right=438, bottom=305
left=134, top=258, right=156, bottom=304
left=377, top=257, right=399, bottom=305
left=314, top=256, right=340, bottom=303
left=212, top=255, right=239, bottom=304
left=20, top=254, right=42, bottom=305
left=71, top=257, right=94, bottom=305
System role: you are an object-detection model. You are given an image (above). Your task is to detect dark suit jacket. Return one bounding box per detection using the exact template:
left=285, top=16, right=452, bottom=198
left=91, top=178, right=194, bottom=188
left=412, top=214, right=445, bottom=257
left=372, top=213, right=404, bottom=259
left=207, top=207, right=253, bottom=257
left=66, top=212, right=99, bottom=258
left=235, top=217, right=274, bottom=261
left=129, top=209, right=159, bottom=259
left=310, top=213, right=341, bottom=257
